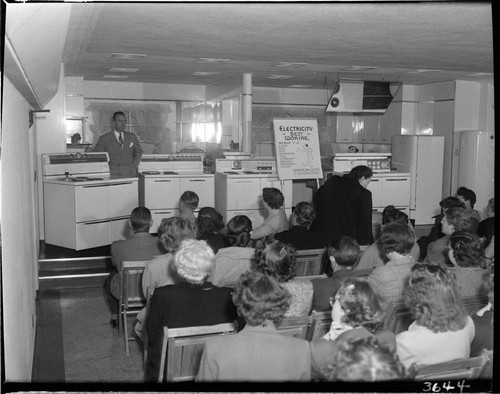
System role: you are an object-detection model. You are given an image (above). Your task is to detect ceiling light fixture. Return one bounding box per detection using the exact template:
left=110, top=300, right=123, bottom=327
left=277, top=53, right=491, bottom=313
left=406, top=69, right=441, bottom=74
left=103, top=75, right=129, bottom=79
left=267, top=75, right=294, bottom=79
left=195, top=58, right=231, bottom=64
left=465, top=72, right=493, bottom=77
left=109, top=68, right=139, bottom=72
left=274, top=62, right=308, bottom=68
left=343, top=66, right=377, bottom=71
left=111, top=53, right=146, bottom=60
left=192, top=71, right=221, bottom=76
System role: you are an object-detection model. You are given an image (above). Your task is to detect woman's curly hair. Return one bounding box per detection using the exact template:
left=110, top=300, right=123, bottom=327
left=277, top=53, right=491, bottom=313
left=158, top=216, right=197, bottom=253
left=337, top=278, right=386, bottom=333
left=253, top=240, right=297, bottom=282
left=447, top=231, right=484, bottom=268
left=196, top=207, right=225, bottom=236
left=290, top=201, right=316, bottom=227
left=323, top=336, right=407, bottom=382
left=403, top=263, right=467, bottom=333
left=378, top=221, right=415, bottom=256
left=262, top=187, right=284, bottom=209
left=232, top=271, right=291, bottom=326
left=226, top=215, right=254, bottom=247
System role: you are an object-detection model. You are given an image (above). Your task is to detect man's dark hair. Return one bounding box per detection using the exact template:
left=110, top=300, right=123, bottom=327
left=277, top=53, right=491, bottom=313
left=439, top=196, right=466, bottom=211
left=347, top=165, right=373, bottom=181
left=130, top=206, right=152, bottom=232
left=456, top=186, right=477, bottom=209
left=112, top=111, right=126, bottom=121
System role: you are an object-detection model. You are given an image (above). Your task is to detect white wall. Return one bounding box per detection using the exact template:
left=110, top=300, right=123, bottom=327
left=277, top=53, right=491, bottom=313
left=1, top=77, right=38, bottom=381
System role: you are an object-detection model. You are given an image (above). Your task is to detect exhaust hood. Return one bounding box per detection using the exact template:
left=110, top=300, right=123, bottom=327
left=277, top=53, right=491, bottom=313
left=325, top=80, right=401, bottom=113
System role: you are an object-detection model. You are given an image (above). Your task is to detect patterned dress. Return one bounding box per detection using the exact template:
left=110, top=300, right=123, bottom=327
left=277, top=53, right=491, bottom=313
left=282, top=278, right=314, bottom=316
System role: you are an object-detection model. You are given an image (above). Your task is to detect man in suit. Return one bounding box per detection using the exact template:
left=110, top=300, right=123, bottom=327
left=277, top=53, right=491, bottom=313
left=104, top=206, right=164, bottom=328
left=94, top=111, right=143, bottom=177
left=311, top=165, right=374, bottom=246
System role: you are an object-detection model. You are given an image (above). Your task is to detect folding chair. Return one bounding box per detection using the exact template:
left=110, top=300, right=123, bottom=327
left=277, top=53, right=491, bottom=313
left=157, top=322, right=236, bottom=383
left=118, top=260, right=149, bottom=356
left=408, top=350, right=492, bottom=381
left=275, top=315, right=313, bottom=339
left=383, top=301, right=413, bottom=334
left=294, top=248, right=326, bottom=277
left=307, top=310, right=332, bottom=341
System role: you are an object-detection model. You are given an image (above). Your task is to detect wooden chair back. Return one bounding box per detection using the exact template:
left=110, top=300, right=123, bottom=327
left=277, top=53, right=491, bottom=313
left=275, top=315, right=313, bottom=339
left=462, top=294, right=489, bottom=315
left=157, top=322, right=236, bottom=383
left=383, top=301, right=413, bottom=334
left=307, top=310, right=332, bottom=341
left=294, top=248, right=326, bottom=277
left=119, top=260, right=149, bottom=355
left=409, top=351, right=492, bottom=381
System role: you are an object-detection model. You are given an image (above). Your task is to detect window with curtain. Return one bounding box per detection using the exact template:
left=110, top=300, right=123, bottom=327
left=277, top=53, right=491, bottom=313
left=85, top=100, right=175, bottom=153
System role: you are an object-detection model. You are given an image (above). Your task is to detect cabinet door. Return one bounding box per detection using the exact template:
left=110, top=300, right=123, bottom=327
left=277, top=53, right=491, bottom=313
left=381, top=177, right=411, bottom=207
left=225, top=178, right=261, bottom=210
left=360, top=114, right=380, bottom=143
left=76, top=220, right=110, bottom=250
left=143, top=178, right=181, bottom=209
left=336, top=114, right=354, bottom=142
left=366, top=178, right=383, bottom=209
left=150, top=209, right=177, bottom=233
left=108, top=180, right=139, bottom=218
left=180, top=177, right=214, bottom=207
left=75, top=184, right=109, bottom=222
left=110, top=217, right=132, bottom=242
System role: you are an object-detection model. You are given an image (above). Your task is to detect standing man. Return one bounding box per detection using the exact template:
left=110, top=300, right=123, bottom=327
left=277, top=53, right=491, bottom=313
left=94, top=111, right=143, bottom=177
left=310, top=165, right=374, bottom=246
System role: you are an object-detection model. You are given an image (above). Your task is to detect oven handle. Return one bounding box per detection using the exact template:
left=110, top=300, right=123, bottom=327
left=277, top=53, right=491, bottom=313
left=83, top=181, right=135, bottom=188
left=153, top=179, right=174, bottom=183
left=185, top=179, right=206, bottom=182
left=82, top=218, right=112, bottom=225
left=385, top=178, right=408, bottom=182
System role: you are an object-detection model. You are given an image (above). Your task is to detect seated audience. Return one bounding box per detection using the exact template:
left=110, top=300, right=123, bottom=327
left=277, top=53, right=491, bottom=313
left=135, top=217, right=197, bottom=338
left=274, top=201, right=326, bottom=249
left=367, top=222, right=416, bottom=303
left=251, top=187, right=289, bottom=240
left=145, top=239, right=237, bottom=382
left=254, top=240, right=313, bottom=316
left=310, top=235, right=360, bottom=311
left=322, top=336, right=407, bottom=382
left=396, top=263, right=474, bottom=369
left=417, top=196, right=465, bottom=261
left=196, top=271, right=311, bottom=382
left=456, top=186, right=481, bottom=232
left=424, top=207, right=472, bottom=266
left=470, top=268, right=494, bottom=357
left=310, top=278, right=396, bottom=380
left=356, top=206, right=419, bottom=272
left=210, top=215, right=256, bottom=289
left=477, top=197, right=494, bottom=251
left=104, top=207, right=164, bottom=328
left=196, top=206, right=229, bottom=254
left=446, top=231, right=488, bottom=297
left=177, top=190, right=199, bottom=225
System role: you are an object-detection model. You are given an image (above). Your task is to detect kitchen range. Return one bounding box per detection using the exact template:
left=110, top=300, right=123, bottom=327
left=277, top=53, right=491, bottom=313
left=215, top=157, right=292, bottom=228
left=138, top=153, right=214, bottom=232
left=42, top=152, right=138, bottom=250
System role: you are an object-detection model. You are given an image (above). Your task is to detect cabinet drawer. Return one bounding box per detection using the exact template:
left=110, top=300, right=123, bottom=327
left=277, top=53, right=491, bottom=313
left=144, top=178, right=181, bottom=208
left=381, top=178, right=411, bottom=207
left=180, top=177, right=215, bottom=207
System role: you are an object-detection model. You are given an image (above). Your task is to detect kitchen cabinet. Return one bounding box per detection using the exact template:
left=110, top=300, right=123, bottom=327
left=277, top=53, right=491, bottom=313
left=44, top=179, right=138, bottom=250
left=367, top=173, right=411, bottom=214
left=139, top=174, right=214, bottom=232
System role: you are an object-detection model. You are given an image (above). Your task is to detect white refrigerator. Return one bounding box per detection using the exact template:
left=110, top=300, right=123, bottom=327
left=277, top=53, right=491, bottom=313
left=391, top=135, right=445, bottom=225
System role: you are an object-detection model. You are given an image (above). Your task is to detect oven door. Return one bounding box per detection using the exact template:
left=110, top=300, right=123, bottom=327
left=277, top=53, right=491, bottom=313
left=180, top=176, right=214, bottom=207
left=224, top=177, right=261, bottom=210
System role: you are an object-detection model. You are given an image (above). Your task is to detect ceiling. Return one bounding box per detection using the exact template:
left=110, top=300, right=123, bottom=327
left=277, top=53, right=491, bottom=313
left=62, top=2, right=494, bottom=90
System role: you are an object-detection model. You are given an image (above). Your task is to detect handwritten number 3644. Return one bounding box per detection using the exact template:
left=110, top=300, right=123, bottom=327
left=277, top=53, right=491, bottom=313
left=423, top=380, right=470, bottom=393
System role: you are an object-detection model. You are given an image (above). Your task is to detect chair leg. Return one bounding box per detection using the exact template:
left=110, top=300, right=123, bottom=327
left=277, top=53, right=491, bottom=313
left=124, top=312, right=130, bottom=356
left=117, top=302, right=122, bottom=334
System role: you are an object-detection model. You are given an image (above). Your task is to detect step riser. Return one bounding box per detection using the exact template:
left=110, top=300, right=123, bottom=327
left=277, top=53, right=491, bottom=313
left=38, top=275, right=108, bottom=291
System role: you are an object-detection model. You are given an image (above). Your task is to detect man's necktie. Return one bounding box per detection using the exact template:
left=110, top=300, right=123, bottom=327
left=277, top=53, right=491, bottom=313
left=119, top=132, right=124, bottom=146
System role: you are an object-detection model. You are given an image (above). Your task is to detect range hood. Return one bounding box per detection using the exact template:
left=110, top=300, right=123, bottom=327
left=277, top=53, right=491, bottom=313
left=325, top=80, right=401, bottom=113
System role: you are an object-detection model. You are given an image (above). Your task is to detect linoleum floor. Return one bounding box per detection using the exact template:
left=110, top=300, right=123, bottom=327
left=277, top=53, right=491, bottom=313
left=33, top=286, right=144, bottom=383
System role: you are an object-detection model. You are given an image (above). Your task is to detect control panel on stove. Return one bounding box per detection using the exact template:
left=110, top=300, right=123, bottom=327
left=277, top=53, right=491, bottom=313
left=215, top=158, right=277, bottom=173
left=139, top=154, right=205, bottom=173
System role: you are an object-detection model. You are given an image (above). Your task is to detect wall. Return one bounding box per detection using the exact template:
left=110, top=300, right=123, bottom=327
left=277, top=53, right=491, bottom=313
left=1, top=77, right=38, bottom=381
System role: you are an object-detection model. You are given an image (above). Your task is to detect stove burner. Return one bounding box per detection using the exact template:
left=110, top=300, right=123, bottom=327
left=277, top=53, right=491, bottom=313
left=142, top=171, right=161, bottom=175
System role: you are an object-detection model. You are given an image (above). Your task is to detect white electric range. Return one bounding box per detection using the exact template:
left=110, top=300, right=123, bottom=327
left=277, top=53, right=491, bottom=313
left=41, top=152, right=139, bottom=250
left=138, top=154, right=214, bottom=232
left=215, top=157, right=292, bottom=229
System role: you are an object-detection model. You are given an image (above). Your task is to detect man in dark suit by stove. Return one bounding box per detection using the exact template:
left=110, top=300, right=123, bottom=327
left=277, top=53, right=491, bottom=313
left=94, top=111, right=143, bottom=177
left=310, top=165, right=374, bottom=246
